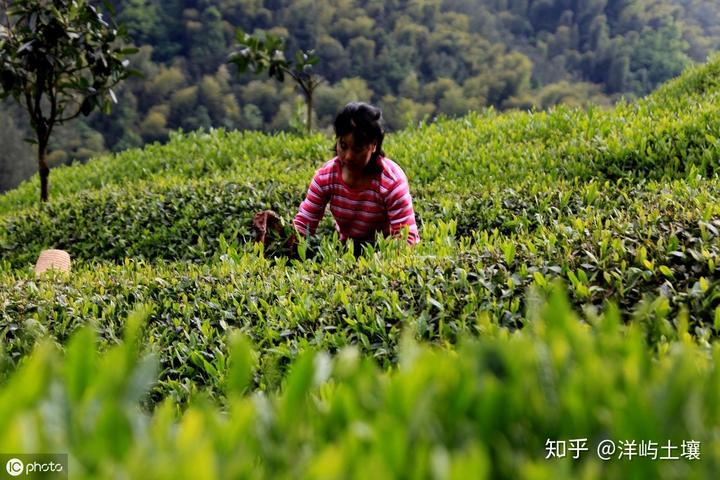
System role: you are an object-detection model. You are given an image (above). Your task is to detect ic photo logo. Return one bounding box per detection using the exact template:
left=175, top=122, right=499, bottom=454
left=2, top=455, right=66, bottom=478
left=5, top=458, right=23, bottom=477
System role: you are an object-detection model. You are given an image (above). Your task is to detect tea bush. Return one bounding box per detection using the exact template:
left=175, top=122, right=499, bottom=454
left=2, top=57, right=720, bottom=217
left=2, top=211, right=718, bottom=403
left=1, top=292, right=718, bottom=479
left=1, top=55, right=720, bottom=478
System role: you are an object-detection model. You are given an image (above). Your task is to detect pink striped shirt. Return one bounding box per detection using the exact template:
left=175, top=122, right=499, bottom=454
left=294, top=156, right=420, bottom=244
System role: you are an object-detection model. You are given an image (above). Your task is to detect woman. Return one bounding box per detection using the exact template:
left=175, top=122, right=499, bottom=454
left=293, top=102, right=420, bottom=247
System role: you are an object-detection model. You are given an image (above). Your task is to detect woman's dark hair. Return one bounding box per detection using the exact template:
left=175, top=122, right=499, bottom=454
left=333, top=102, right=385, bottom=172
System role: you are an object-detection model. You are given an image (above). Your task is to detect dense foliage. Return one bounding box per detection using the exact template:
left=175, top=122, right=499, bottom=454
left=0, top=53, right=719, bottom=478
left=2, top=293, right=719, bottom=478
left=2, top=0, right=720, bottom=192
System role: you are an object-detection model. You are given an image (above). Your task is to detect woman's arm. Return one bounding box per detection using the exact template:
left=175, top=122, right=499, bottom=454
left=386, top=176, right=420, bottom=245
left=294, top=172, right=330, bottom=237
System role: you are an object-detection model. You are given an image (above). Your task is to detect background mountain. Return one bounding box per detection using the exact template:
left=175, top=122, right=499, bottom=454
left=1, top=0, right=719, bottom=192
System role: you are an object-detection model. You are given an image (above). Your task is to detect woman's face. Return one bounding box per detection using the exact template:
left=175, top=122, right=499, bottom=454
left=336, top=133, right=375, bottom=171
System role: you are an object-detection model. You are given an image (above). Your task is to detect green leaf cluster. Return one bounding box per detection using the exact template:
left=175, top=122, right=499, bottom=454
left=1, top=54, right=720, bottom=479
left=1, top=290, right=719, bottom=478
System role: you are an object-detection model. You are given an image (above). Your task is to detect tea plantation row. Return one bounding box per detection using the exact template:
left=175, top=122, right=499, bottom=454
left=1, top=55, right=719, bottom=479
left=2, top=199, right=718, bottom=403
left=1, top=56, right=719, bottom=216
left=1, top=292, right=718, bottom=479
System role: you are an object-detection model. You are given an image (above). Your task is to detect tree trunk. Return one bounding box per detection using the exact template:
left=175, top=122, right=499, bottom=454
left=38, top=143, right=49, bottom=203
left=306, top=92, right=313, bottom=134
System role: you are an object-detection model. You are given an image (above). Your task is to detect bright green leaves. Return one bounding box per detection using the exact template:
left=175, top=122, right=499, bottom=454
left=225, top=333, right=256, bottom=397
left=0, top=46, right=720, bottom=480
left=1, top=287, right=720, bottom=477
left=64, top=326, right=97, bottom=403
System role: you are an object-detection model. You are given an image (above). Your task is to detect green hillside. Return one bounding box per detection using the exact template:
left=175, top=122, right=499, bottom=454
left=1, top=57, right=720, bottom=478
left=5, top=0, right=720, bottom=193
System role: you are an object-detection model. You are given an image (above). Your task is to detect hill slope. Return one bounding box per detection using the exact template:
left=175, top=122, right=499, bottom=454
left=0, top=56, right=719, bottom=479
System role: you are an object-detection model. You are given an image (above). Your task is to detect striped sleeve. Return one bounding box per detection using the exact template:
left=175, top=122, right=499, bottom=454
left=294, top=169, right=330, bottom=237
left=386, top=174, right=419, bottom=245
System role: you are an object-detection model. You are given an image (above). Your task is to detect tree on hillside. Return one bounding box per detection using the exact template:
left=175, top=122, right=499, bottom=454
left=0, top=0, right=135, bottom=202
left=229, top=29, right=323, bottom=133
